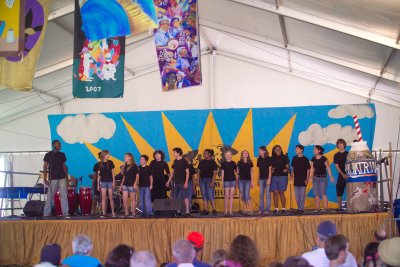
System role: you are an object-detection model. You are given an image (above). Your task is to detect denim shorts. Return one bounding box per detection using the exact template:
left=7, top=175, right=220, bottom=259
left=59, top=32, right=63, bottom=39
left=270, top=176, right=288, bottom=191
left=313, top=176, right=328, bottom=196
left=122, top=185, right=135, bottom=193
left=224, top=181, right=236, bottom=188
left=199, top=178, right=215, bottom=201
left=174, top=182, right=193, bottom=200
left=101, top=182, right=113, bottom=189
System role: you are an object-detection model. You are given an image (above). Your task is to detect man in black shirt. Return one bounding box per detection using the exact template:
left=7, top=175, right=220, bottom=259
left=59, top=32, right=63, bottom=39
left=166, top=147, right=190, bottom=216
left=290, top=145, right=311, bottom=213
left=43, top=140, right=68, bottom=217
left=333, top=139, right=348, bottom=211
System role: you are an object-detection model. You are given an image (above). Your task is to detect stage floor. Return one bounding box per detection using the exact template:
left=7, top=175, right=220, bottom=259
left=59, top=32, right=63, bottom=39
left=0, top=211, right=393, bottom=266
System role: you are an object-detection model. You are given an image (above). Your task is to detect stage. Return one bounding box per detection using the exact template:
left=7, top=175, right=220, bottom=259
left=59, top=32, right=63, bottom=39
left=0, top=212, right=393, bottom=266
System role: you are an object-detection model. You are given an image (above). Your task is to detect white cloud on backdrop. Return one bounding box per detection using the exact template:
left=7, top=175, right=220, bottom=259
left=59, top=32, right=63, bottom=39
left=57, top=114, right=116, bottom=144
left=298, top=123, right=357, bottom=146
left=328, top=104, right=374, bottom=119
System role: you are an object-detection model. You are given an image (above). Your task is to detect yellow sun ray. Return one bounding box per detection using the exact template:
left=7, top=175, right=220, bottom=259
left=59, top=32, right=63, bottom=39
left=121, top=116, right=155, bottom=157
left=266, top=113, right=297, bottom=154
left=84, top=142, right=125, bottom=174
left=231, top=109, right=254, bottom=162
left=197, top=112, right=223, bottom=154
left=161, top=112, right=192, bottom=163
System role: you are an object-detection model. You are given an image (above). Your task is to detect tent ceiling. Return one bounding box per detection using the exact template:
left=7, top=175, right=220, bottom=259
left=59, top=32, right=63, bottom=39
left=0, top=0, right=399, bottom=125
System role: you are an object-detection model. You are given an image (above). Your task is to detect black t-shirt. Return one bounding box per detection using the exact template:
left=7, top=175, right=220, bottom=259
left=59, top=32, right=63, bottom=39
left=98, top=160, right=115, bottom=182
left=198, top=159, right=218, bottom=179
left=115, top=173, right=123, bottom=183
left=334, top=151, right=348, bottom=179
left=123, top=164, right=139, bottom=186
left=220, top=161, right=237, bottom=182
left=44, top=151, right=67, bottom=180
left=237, top=161, right=253, bottom=180
left=257, top=157, right=271, bottom=180
left=138, top=165, right=152, bottom=187
left=172, top=158, right=189, bottom=184
left=271, top=154, right=289, bottom=176
left=188, top=165, right=196, bottom=182
left=311, top=156, right=328, bottom=176
left=291, top=156, right=311, bottom=186
left=150, top=160, right=170, bottom=181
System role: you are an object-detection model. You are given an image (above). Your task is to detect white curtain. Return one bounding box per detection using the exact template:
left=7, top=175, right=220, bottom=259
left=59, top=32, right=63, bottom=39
left=0, top=153, right=13, bottom=216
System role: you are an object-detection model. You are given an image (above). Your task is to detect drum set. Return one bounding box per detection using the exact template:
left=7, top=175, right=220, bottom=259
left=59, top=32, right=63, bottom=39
left=53, top=176, right=123, bottom=216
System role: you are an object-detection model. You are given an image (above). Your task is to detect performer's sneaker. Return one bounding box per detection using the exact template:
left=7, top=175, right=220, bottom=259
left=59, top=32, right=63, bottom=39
left=321, top=209, right=328, bottom=213
left=272, top=209, right=278, bottom=214
left=212, top=210, right=217, bottom=216
left=200, top=210, right=209, bottom=215
left=313, top=209, right=319, bottom=213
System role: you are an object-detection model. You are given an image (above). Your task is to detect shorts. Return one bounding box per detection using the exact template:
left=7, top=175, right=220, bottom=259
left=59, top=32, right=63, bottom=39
left=122, top=185, right=135, bottom=193
left=100, top=182, right=113, bottom=189
left=199, top=178, right=215, bottom=201
left=174, top=182, right=193, bottom=200
left=224, top=181, right=236, bottom=188
left=270, top=176, right=288, bottom=191
left=313, top=176, right=328, bottom=197
left=336, top=178, right=346, bottom=196
left=239, top=180, right=251, bottom=201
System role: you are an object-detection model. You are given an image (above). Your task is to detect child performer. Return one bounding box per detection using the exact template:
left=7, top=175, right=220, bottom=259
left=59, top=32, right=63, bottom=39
left=136, top=155, right=153, bottom=217
left=97, top=150, right=116, bottom=217
left=220, top=150, right=237, bottom=216
left=120, top=153, right=139, bottom=217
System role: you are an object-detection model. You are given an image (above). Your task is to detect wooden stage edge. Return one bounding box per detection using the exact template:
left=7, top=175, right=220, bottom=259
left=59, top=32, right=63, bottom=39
left=0, top=212, right=394, bottom=266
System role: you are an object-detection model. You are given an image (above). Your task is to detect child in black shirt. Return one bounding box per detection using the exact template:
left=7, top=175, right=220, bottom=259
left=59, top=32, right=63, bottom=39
left=166, top=147, right=190, bottom=216
left=333, top=139, right=348, bottom=211
left=97, top=150, right=116, bottom=217
left=290, top=145, right=310, bottom=213
left=120, top=153, right=139, bottom=217
left=237, top=150, right=254, bottom=215
left=221, top=150, right=237, bottom=215
left=136, top=155, right=153, bottom=217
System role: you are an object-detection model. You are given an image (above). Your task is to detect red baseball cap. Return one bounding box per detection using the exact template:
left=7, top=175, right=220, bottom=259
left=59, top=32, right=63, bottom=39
left=187, top=232, right=204, bottom=249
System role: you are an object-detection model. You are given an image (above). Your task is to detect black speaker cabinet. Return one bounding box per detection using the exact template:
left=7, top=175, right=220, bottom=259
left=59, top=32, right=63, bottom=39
left=153, top=199, right=183, bottom=217
left=23, top=200, right=45, bottom=217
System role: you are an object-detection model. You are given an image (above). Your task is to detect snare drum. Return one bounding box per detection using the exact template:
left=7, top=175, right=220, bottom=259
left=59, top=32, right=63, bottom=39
left=79, top=187, right=92, bottom=215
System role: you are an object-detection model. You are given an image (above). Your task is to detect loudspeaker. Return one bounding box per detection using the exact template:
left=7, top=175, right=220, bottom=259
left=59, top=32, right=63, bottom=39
left=23, top=200, right=45, bottom=217
left=153, top=199, right=183, bottom=217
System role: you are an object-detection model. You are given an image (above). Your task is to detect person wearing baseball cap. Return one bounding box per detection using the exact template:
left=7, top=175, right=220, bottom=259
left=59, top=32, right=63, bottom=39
left=378, top=237, right=400, bottom=267
left=34, top=243, right=62, bottom=267
left=302, top=221, right=357, bottom=267
left=166, top=232, right=211, bottom=267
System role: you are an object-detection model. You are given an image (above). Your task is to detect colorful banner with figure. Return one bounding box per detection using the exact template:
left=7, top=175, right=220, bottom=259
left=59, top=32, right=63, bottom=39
left=153, top=0, right=201, bottom=91
left=0, top=0, right=51, bottom=91
left=48, top=104, right=376, bottom=211
left=73, top=0, right=125, bottom=98
left=79, top=0, right=157, bottom=41
left=0, top=0, right=24, bottom=57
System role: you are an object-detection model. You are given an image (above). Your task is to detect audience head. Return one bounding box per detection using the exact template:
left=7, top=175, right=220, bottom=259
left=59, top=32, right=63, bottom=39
left=212, top=249, right=228, bottom=266
left=172, top=239, right=196, bottom=264
left=374, top=229, right=387, bottom=242
left=40, top=243, right=61, bottom=266
left=72, top=235, right=93, bottom=256
left=228, top=235, right=259, bottom=267
left=324, top=234, right=349, bottom=265
left=378, top=237, right=400, bottom=267
left=130, top=251, right=157, bottom=267
left=187, top=231, right=205, bottom=253
left=363, top=242, right=380, bottom=267
left=316, top=220, right=337, bottom=246
left=283, top=256, right=311, bottom=267
left=105, top=244, right=134, bottom=267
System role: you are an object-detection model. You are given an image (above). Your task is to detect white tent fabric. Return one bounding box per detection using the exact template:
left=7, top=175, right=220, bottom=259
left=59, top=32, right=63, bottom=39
left=0, top=0, right=399, bottom=124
